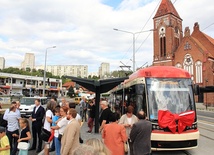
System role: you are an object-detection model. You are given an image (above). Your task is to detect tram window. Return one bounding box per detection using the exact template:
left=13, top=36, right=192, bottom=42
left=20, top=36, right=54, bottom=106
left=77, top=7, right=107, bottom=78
left=135, top=84, right=145, bottom=95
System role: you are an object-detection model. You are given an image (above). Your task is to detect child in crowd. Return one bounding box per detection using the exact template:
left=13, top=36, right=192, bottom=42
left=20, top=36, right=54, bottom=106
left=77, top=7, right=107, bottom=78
left=0, top=126, right=10, bottom=155
left=18, top=118, right=31, bottom=155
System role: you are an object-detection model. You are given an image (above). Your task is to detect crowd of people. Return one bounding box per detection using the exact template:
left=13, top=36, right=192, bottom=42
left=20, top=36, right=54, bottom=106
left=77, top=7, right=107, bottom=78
left=0, top=97, right=152, bottom=155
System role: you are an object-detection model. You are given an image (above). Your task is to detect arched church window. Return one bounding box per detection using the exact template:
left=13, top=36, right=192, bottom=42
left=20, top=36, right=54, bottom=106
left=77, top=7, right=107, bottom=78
left=195, top=61, right=202, bottom=83
left=159, top=26, right=166, bottom=57
left=174, top=26, right=180, bottom=49
left=183, top=54, right=193, bottom=78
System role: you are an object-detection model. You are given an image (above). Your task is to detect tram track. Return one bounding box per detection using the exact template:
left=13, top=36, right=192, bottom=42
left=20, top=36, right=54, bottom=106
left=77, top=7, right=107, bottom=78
left=200, top=133, right=214, bottom=141
left=199, top=125, right=214, bottom=132
left=182, top=150, right=192, bottom=155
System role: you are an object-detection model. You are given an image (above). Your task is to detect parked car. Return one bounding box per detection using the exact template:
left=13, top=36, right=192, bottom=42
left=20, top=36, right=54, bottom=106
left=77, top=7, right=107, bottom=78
left=19, top=97, right=47, bottom=117
left=0, top=92, right=7, bottom=96
left=11, top=92, right=23, bottom=97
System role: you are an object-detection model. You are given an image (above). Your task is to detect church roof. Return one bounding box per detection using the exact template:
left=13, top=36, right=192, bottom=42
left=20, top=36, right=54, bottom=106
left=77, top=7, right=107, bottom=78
left=154, top=0, right=181, bottom=19
left=191, top=36, right=214, bottom=59
left=203, top=33, right=214, bottom=46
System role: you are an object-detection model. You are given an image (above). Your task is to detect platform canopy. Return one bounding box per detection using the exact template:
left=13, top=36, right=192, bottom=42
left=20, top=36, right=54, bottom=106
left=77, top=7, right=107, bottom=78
left=64, top=76, right=128, bottom=133
left=64, top=76, right=128, bottom=94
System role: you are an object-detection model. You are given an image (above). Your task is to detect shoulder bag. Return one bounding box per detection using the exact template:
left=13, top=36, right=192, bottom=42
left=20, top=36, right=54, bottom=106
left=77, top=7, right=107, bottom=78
left=40, top=128, right=51, bottom=142
left=124, top=141, right=129, bottom=153
left=17, top=142, right=30, bottom=150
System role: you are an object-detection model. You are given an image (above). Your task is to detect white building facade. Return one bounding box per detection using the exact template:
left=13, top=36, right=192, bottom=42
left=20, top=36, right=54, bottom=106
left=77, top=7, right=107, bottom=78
left=21, top=53, right=35, bottom=70
left=0, top=72, right=62, bottom=97
left=36, top=65, right=88, bottom=78
left=0, top=57, right=5, bottom=70
left=99, top=62, right=110, bottom=78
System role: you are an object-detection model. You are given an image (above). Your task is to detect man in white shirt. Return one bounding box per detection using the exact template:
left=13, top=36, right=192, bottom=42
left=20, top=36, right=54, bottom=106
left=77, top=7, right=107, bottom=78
left=3, top=101, right=21, bottom=155
left=3, top=101, right=20, bottom=121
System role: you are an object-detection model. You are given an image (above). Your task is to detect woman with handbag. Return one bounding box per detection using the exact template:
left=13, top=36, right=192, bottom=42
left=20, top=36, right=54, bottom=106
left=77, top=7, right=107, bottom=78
left=43, top=101, right=56, bottom=155
left=17, top=118, right=31, bottom=155
left=118, top=106, right=138, bottom=155
left=51, top=106, right=69, bottom=155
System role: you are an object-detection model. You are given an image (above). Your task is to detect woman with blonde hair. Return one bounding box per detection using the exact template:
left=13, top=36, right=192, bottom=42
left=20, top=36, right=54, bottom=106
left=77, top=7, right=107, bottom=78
left=18, top=118, right=31, bottom=155
left=86, top=138, right=111, bottom=155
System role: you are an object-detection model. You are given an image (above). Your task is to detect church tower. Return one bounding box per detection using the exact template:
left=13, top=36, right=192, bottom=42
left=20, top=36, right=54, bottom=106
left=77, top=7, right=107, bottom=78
left=153, top=0, right=183, bottom=66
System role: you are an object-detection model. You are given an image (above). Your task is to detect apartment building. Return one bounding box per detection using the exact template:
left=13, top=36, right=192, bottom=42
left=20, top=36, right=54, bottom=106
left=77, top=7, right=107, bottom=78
left=99, top=62, right=110, bottom=78
left=0, top=57, right=5, bottom=70
left=21, top=53, right=35, bottom=70
left=36, top=65, right=88, bottom=78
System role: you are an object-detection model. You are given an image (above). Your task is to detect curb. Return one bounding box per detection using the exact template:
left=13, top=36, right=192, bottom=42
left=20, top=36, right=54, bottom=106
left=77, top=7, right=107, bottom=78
left=196, top=108, right=214, bottom=112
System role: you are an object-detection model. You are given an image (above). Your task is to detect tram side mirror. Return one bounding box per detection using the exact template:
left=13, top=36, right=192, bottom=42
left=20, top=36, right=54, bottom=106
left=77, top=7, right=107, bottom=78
left=194, top=84, right=200, bottom=95
left=135, top=84, right=145, bottom=95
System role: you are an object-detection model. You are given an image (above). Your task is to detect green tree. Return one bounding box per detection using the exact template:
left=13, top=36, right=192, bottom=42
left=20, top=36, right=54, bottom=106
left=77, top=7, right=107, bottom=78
left=67, top=86, right=75, bottom=97
left=1, top=67, right=60, bottom=79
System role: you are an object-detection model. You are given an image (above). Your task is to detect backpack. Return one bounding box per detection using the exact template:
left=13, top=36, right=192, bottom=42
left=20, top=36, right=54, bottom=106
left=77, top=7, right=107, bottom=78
left=0, top=113, right=7, bottom=128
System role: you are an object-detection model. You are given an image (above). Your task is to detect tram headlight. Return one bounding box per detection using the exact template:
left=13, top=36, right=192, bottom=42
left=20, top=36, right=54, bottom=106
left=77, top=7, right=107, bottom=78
left=193, top=123, right=197, bottom=129
left=186, top=123, right=197, bottom=130
left=152, top=124, right=162, bottom=130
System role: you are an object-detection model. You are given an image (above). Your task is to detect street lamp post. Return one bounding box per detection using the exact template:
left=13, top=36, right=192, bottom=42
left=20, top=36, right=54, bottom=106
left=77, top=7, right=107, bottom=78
left=43, top=46, right=56, bottom=97
left=113, top=28, right=153, bottom=72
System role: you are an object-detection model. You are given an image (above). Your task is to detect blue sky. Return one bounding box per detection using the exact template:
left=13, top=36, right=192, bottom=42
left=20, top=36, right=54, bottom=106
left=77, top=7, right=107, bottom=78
left=0, top=0, right=213, bottom=73
left=102, top=0, right=123, bottom=8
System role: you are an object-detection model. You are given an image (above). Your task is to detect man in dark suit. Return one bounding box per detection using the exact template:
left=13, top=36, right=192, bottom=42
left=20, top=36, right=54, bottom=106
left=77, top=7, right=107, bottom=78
left=130, top=111, right=152, bottom=155
left=29, top=99, right=45, bottom=153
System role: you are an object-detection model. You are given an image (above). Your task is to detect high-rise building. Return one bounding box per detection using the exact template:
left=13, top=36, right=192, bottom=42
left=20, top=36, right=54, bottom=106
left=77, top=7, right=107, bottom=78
left=99, top=62, right=110, bottom=78
left=36, top=65, right=88, bottom=78
left=0, top=57, right=5, bottom=70
left=21, top=53, right=35, bottom=70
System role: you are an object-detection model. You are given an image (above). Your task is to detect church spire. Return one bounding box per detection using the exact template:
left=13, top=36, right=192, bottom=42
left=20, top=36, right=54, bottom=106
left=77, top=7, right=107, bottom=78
left=154, top=0, right=181, bottom=20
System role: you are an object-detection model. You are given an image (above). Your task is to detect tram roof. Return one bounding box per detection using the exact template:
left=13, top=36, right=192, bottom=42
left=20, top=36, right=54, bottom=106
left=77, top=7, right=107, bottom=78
left=127, top=66, right=191, bottom=83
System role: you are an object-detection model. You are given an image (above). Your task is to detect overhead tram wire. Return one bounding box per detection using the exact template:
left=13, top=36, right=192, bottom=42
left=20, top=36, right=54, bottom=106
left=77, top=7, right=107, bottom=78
left=135, top=0, right=161, bottom=41
left=202, top=23, right=214, bottom=31
left=133, top=0, right=162, bottom=68
left=135, top=30, right=153, bottom=54
left=173, top=0, right=177, bottom=4
left=116, top=0, right=162, bottom=71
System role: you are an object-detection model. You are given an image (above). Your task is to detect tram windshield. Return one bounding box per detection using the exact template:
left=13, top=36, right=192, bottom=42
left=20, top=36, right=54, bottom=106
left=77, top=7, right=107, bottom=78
left=146, top=78, right=195, bottom=120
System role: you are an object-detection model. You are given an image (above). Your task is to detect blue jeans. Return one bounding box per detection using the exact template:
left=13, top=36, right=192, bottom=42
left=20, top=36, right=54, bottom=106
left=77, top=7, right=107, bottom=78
left=6, top=129, right=19, bottom=155
left=54, top=136, right=61, bottom=155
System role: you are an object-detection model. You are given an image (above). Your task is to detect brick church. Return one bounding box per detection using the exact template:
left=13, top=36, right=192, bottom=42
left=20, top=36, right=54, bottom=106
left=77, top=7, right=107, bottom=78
left=152, top=0, right=214, bottom=106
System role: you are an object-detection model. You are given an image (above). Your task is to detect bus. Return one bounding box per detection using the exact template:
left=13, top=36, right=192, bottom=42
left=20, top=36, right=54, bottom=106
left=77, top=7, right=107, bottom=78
left=111, top=66, right=199, bottom=150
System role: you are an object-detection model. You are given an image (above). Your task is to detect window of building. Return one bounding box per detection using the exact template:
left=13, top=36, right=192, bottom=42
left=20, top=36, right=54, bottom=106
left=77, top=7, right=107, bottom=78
left=174, top=26, right=180, bottom=49
left=183, top=54, right=194, bottom=79
left=195, top=61, right=202, bottom=83
left=184, top=41, right=191, bottom=50
left=159, top=27, right=166, bottom=57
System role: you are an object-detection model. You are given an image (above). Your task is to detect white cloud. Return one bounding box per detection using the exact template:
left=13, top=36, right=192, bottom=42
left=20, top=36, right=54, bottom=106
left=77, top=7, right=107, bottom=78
left=0, top=0, right=213, bottom=73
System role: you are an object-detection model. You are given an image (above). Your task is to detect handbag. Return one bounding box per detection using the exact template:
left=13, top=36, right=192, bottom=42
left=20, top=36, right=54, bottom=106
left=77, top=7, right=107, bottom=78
left=124, top=141, right=129, bottom=153
left=58, top=134, right=63, bottom=142
left=17, top=142, right=30, bottom=150
left=40, top=128, right=51, bottom=142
